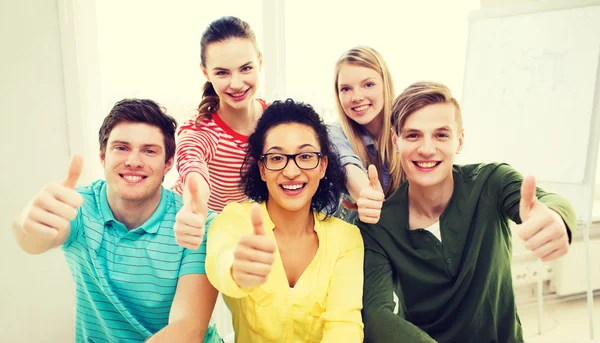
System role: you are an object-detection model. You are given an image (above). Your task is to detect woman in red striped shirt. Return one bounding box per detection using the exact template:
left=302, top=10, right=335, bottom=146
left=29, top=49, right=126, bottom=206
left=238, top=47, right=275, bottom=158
left=173, top=16, right=267, bottom=250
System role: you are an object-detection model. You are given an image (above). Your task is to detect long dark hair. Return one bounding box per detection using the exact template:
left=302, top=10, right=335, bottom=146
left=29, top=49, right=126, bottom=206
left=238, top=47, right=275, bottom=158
left=241, top=99, right=347, bottom=218
left=196, top=16, right=259, bottom=124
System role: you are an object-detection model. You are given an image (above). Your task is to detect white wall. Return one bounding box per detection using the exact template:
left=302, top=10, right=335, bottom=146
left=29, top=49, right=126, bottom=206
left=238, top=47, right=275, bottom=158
left=0, top=0, right=76, bottom=341
left=283, top=0, right=481, bottom=121
left=91, top=0, right=264, bottom=188
left=4, top=0, right=597, bottom=341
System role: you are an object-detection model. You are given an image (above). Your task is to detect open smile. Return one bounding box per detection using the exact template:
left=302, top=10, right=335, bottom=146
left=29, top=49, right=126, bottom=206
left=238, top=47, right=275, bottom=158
left=280, top=183, right=306, bottom=195
left=412, top=161, right=442, bottom=170
left=120, top=174, right=147, bottom=183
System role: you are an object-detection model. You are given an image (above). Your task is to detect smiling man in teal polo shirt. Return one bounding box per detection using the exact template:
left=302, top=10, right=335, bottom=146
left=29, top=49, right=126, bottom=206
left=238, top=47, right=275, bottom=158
left=13, top=99, right=221, bottom=342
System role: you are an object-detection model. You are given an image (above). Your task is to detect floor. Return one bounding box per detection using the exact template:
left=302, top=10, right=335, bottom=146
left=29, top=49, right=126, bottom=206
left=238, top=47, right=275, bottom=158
left=518, top=294, right=600, bottom=343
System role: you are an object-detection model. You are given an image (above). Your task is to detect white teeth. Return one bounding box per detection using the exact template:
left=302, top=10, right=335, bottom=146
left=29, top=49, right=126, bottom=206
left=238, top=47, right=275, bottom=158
left=353, top=104, right=369, bottom=111
left=282, top=184, right=303, bottom=190
left=231, top=91, right=245, bottom=97
left=124, top=175, right=143, bottom=181
left=416, top=162, right=437, bottom=168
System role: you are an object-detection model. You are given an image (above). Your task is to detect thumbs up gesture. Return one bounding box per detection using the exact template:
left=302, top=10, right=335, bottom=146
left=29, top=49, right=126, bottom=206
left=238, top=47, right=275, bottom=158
left=342, top=164, right=385, bottom=224
left=516, top=176, right=569, bottom=261
left=174, top=173, right=208, bottom=249
left=19, top=155, right=84, bottom=240
left=231, top=203, right=277, bottom=289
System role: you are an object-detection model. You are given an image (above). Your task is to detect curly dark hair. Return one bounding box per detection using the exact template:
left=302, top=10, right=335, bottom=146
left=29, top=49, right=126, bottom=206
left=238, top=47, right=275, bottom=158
left=241, top=99, right=346, bottom=218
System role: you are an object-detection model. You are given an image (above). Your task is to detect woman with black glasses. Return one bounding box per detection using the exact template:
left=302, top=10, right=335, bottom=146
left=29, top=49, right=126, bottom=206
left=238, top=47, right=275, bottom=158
left=205, top=99, right=365, bottom=342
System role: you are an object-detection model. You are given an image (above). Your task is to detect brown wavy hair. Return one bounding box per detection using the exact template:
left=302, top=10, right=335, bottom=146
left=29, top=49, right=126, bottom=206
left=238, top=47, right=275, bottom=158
left=196, top=16, right=259, bottom=125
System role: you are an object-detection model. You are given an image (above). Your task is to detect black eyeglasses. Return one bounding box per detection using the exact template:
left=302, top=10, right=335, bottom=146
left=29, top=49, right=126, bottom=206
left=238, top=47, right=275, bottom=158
left=260, top=152, right=323, bottom=171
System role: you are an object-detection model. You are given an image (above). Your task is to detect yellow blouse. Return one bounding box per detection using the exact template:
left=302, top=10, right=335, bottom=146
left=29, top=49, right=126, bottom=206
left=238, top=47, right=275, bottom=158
left=206, top=202, right=364, bottom=343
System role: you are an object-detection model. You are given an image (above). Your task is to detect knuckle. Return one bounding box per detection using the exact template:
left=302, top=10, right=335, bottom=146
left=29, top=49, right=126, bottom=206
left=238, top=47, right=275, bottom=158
left=66, top=208, right=78, bottom=221
left=60, top=219, right=70, bottom=232
left=22, top=220, right=34, bottom=235
left=33, top=195, right=46, bottom=208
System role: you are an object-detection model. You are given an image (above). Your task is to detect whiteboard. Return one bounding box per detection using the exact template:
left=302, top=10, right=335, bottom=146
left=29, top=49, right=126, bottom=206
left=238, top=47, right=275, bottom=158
left=459, top=4, right=600, bottom=184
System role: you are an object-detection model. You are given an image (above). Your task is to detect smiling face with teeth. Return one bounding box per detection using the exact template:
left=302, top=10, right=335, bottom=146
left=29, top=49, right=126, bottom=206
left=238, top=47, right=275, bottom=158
left=202, top=38, right=262, bottom=113
left=393, top=102, right=464, bottom=190
left=101, top=122, right=174, bottom=205
left=259, top=123, right=328, bottom=215
left=336, top=63, right=385, bottom=135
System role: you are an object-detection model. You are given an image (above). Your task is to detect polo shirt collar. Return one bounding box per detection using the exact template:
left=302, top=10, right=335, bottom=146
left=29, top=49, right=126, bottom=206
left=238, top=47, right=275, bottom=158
left=99, top=183, right=168, bottom=235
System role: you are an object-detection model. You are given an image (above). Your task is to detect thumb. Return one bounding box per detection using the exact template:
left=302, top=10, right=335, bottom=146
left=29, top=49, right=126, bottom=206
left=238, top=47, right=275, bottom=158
left=62, top=154, right=83, bottom=189
left=341, top=199, right=358, bottom=211
left=185, top=174, right=207, bottom=215
left=519, top=175, right=537, bottom=222
left=368, top=164, right=383, bottom=192
left=250, top=203, right=267, bottom=236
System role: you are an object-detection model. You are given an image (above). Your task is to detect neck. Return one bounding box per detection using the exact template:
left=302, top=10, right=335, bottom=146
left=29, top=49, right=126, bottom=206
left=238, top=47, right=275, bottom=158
left=266, top=200, right=314, bottom=239
left=106, top=189, right=162, bottom=230
left=407, top=176, right=454, bottom=220
left=363, top=113, right=383, bottom=138
left=217, top=98, right=258, bottom=135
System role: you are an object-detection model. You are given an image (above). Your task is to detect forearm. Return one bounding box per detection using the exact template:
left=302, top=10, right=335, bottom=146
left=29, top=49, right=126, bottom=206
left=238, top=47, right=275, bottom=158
left=346, top=164, right=369, bottom=200
left=206, top=246, right=248, bottom=298
left=360, top=233, right=435, bottom=343
left=363, top=307, right=436, bottom=343
left=12, top=218, right=55, bottom=255
left=146, top=319, right=205, bottom=343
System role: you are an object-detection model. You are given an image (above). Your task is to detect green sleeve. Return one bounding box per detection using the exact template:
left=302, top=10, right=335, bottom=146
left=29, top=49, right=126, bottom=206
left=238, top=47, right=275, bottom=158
left=494, top=163, right=577, bottom=241
left=360, top=228, right=437, bottom=343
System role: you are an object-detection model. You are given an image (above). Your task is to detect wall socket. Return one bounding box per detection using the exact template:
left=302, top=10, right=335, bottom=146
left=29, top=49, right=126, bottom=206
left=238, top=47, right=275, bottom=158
left=512, top=261, right=555, bottom=288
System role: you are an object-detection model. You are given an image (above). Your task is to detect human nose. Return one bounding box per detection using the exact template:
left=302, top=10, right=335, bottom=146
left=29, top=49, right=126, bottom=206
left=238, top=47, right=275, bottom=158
left=351, top=89, right=364, bottom=102
left=230, top=72, right=243, bottom=90
left=417, top=137, right=436, bottom=157
left=125, top=151, right=144, bottom=168
left=282, top=156, right=302, bottom=178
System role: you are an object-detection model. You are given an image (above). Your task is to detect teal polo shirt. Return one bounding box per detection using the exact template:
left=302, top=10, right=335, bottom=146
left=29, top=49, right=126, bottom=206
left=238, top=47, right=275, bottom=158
left=62, top=180, right=221, bottom=343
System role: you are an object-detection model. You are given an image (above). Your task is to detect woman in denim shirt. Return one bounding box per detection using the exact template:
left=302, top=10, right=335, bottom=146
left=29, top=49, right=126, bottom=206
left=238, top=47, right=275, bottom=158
left=329, top=46, right=403, bottom=224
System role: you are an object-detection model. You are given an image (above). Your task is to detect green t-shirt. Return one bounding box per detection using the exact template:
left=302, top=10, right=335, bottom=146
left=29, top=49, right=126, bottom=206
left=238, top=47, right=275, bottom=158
left=359, top=163, right=576, bottom=343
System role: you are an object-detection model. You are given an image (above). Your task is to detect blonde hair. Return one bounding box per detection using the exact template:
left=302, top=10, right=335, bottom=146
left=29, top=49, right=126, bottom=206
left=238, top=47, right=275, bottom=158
left=390, top=81, right=463, bottom=181
left=334, top=46, right=401, bottom=197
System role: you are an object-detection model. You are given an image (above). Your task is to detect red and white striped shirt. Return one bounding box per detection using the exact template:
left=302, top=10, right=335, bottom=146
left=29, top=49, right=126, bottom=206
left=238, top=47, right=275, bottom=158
left=172, top=99, right=267, bottom=212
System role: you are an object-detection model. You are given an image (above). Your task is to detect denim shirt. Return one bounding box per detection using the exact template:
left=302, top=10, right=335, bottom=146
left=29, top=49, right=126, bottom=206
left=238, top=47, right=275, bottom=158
left=327, top=121, right=391, bottom=223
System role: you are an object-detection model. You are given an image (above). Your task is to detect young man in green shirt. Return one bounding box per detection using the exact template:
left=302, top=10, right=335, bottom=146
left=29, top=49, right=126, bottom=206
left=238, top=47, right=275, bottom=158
left=359, top=82, right=575, bottom=343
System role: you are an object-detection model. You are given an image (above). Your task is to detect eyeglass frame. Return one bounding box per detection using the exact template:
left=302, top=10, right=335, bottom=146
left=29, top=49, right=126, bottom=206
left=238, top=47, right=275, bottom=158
left=259, top=152, right=323, bottom=171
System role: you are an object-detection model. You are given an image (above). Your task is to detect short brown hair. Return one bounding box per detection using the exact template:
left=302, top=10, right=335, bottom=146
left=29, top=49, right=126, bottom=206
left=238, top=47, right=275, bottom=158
left=391, top=81, right=462, bottom=135
left=98, top=99, right=177, bottom=162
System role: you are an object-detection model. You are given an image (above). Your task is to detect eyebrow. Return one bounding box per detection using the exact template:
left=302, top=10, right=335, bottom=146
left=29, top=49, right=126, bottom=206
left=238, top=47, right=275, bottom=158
left=338, top=77, right=376, bottom=88
left=401, top=126, right=452, bottom=133
left=110, top=141, right=163, bottom=150
left=264, top=144, right=318, bottom=153
left=212, top=61, right=253, bottom=72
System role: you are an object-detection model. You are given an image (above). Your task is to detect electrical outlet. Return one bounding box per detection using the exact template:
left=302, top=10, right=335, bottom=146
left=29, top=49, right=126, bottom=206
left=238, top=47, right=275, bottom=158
left=512, top=261, right=554, bottom=288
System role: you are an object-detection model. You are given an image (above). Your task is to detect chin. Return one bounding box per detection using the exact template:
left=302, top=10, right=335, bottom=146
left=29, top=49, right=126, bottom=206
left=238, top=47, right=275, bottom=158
left=276, top=199, right=311, bottom=213
left=353, top=116, right=377, bottom=127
